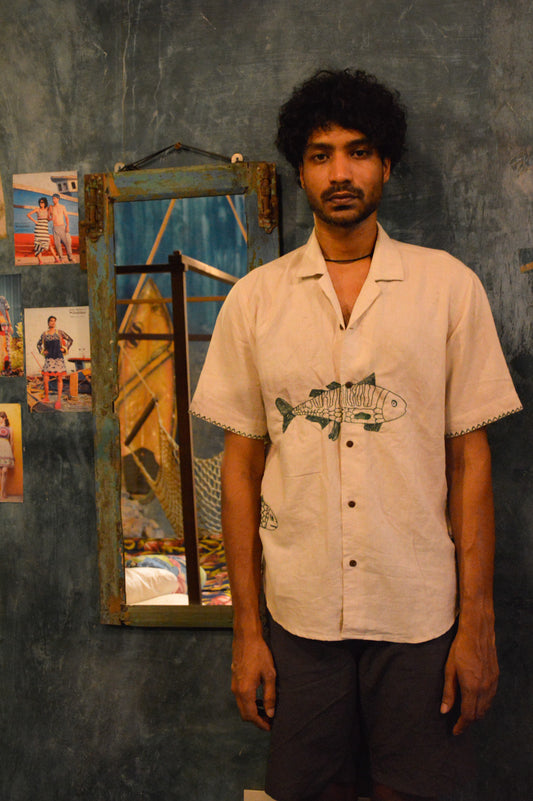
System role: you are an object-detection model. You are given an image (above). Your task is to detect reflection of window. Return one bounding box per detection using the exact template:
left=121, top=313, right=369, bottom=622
left=85, top=163, right=278, bottom=626
left=52, top=178, right=78, bottom=193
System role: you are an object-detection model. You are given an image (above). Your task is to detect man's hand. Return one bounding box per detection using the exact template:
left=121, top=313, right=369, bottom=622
left=231, top=633, right=276, bottom=731
left=440, top=618, right=499, bottom=736
left=444, top=428, right=499, bottom=736
left=221, top=432, right=271, bottom=729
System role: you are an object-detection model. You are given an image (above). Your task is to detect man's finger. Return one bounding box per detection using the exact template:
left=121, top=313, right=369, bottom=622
left=262, top=678, right=277, bottom=719
left=452, top=686, right=478, bottom=735
left=440, top=663, right=457, bottom=715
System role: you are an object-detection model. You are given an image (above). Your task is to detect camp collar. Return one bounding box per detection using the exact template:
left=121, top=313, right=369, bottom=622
left=295, top=222, right=405, bottom=283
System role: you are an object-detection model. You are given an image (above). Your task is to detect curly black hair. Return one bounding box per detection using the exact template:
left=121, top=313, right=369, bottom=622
left=276, top=69, right=407, bottom=179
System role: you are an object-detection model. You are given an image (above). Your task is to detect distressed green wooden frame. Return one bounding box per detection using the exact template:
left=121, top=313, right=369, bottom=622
left=84, top=162, right=279, bottom=626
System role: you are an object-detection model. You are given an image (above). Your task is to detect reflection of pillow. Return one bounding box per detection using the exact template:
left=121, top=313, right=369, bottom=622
left=125, top=554, right=206, bottom=594
left=125, top=566, right=179, bottom=604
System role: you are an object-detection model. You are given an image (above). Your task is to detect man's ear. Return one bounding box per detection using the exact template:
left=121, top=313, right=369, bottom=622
left=382, top=158, right=391, bottom=184
left=299, top=164, right=305, bottom=189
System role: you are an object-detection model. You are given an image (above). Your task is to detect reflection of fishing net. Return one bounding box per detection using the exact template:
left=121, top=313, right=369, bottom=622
left=120, top=338, right=222, bottom=536
left=127, top=414, right=222, bottom=536
left=194, top=451, right=222, bottom=534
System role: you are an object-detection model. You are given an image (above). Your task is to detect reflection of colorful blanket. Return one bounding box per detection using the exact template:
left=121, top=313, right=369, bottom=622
left=124, top=537, right=184, bottom=555
left=124, top=536, right=231, bottom=606
left=200, top=537, right=231, bottom=605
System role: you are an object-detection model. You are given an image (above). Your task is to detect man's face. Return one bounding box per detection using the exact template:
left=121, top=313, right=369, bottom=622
left=53, top=196, right=59, bottom=205
left=299, top=125, right=391, bottom=230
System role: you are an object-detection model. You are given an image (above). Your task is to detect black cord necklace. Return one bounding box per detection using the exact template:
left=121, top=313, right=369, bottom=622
left=324, top=251, right=373, bottom=263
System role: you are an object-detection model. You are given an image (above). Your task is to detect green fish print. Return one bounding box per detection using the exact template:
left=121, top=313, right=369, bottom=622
left=260, top=497, right=278, bottom=530
left=275, top=373, right=406, bottom=441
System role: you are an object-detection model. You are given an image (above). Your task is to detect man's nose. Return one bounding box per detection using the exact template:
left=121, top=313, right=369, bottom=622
left=328, top=153, right=352, bottom=183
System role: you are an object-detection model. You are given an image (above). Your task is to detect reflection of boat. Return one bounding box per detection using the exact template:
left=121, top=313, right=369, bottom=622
left=116, top=276, right=176, bottom=500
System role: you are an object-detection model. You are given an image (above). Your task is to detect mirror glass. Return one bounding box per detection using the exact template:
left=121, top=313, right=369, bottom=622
left=85, top=163, right=279, bottom=626
left=115, top=195, right=247, bottom=609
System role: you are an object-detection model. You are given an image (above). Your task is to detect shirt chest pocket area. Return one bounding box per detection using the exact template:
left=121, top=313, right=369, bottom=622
left=276, top=424, right=324, bottom=477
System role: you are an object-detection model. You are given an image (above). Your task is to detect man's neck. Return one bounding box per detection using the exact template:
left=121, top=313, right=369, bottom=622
left=314, top=213, right=378, bottom=262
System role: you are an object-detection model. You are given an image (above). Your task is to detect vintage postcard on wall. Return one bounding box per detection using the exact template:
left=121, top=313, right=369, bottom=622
left=24, top=306, right=91, bottom=413
left=0, top=403, right=23, bottom=503
left=13, top=172, right=79, bottom=265
left=0, top=274, right=23, bottom=376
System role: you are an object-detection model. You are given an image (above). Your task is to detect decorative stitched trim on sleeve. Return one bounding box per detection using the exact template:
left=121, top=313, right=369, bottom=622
left=445, top=406, right=523, bottom=438
left=190, top=410, right=268, bottom=440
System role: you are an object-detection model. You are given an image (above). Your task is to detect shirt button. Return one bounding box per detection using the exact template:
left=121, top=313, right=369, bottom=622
left=349, top=559, right=357, bottom=567
left=346, top=440, right=354, bottom=448
left=348, top=500, right=356, bottom=508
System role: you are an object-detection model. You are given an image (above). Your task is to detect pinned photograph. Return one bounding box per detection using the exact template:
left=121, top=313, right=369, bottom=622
left=0, top=274, right=23, bottom=376
left=0, top=403, right=23, bottom=502
left=13, top=172, right=79, bottom=265
left=24, top=306, right=91, bottom=412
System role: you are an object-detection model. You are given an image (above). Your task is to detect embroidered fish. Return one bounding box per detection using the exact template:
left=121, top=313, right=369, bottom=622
left=275, top=374, right=406, bottom=441
left=260, top=497, right=278, bottom=530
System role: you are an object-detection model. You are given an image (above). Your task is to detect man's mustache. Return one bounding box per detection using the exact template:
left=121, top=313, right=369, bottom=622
left=321, top=184, right=364, bottom=202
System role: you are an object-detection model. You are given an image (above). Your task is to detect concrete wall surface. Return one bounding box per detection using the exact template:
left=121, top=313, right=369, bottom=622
left=0, top=2, right=531, bottom=799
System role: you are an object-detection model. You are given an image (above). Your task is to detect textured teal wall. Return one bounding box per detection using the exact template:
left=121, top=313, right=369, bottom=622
left=0, top=2, right=531, bottom=798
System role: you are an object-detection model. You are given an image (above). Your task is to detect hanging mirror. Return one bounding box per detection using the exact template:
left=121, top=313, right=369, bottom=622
left=84, top=162, right=279, bottom=626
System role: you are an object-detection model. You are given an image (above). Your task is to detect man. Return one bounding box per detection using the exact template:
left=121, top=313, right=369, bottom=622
left=190, top=69, right=521, bottom=801
left=49, top=193, right=73, bottom=261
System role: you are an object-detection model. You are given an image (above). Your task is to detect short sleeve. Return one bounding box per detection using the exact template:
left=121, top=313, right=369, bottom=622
left=190, top=279, right=268, bottom=439
left=445, top=270, right=522, bottom=436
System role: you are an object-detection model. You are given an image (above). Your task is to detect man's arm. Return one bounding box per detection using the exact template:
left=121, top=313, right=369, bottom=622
left=221, top=430, right=276, bottom=731
left=441, top=427, right=499, bottom=735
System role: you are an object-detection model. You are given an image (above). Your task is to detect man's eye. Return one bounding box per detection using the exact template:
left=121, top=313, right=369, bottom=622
left=352, top=149, right=369, bottom=158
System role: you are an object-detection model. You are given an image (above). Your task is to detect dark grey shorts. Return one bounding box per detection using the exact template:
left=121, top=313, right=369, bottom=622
left=264, top=616, right=473, bottom=801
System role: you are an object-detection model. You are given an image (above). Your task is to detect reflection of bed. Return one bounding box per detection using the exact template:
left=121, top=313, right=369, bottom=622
left=122, top=492, right=231, bottom=606
left=125, top=565, right=189, bottom=605
left=124, top=537, right=231, bottom=606
left=134, top=592, right=190, bottom=606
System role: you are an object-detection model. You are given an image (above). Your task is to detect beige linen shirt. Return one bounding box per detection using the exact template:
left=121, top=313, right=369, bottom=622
left=190, top=224, right=521, bottom=643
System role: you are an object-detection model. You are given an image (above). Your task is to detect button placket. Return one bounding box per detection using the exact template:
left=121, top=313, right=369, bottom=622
left=344, top=438, right=357, bottom=507
left=340, top=429, right=359, bottom=571
left=339, top=326, right=362, bottom=576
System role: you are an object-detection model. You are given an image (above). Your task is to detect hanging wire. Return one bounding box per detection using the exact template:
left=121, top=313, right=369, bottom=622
left=117, top=142, right=242, bottom=172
